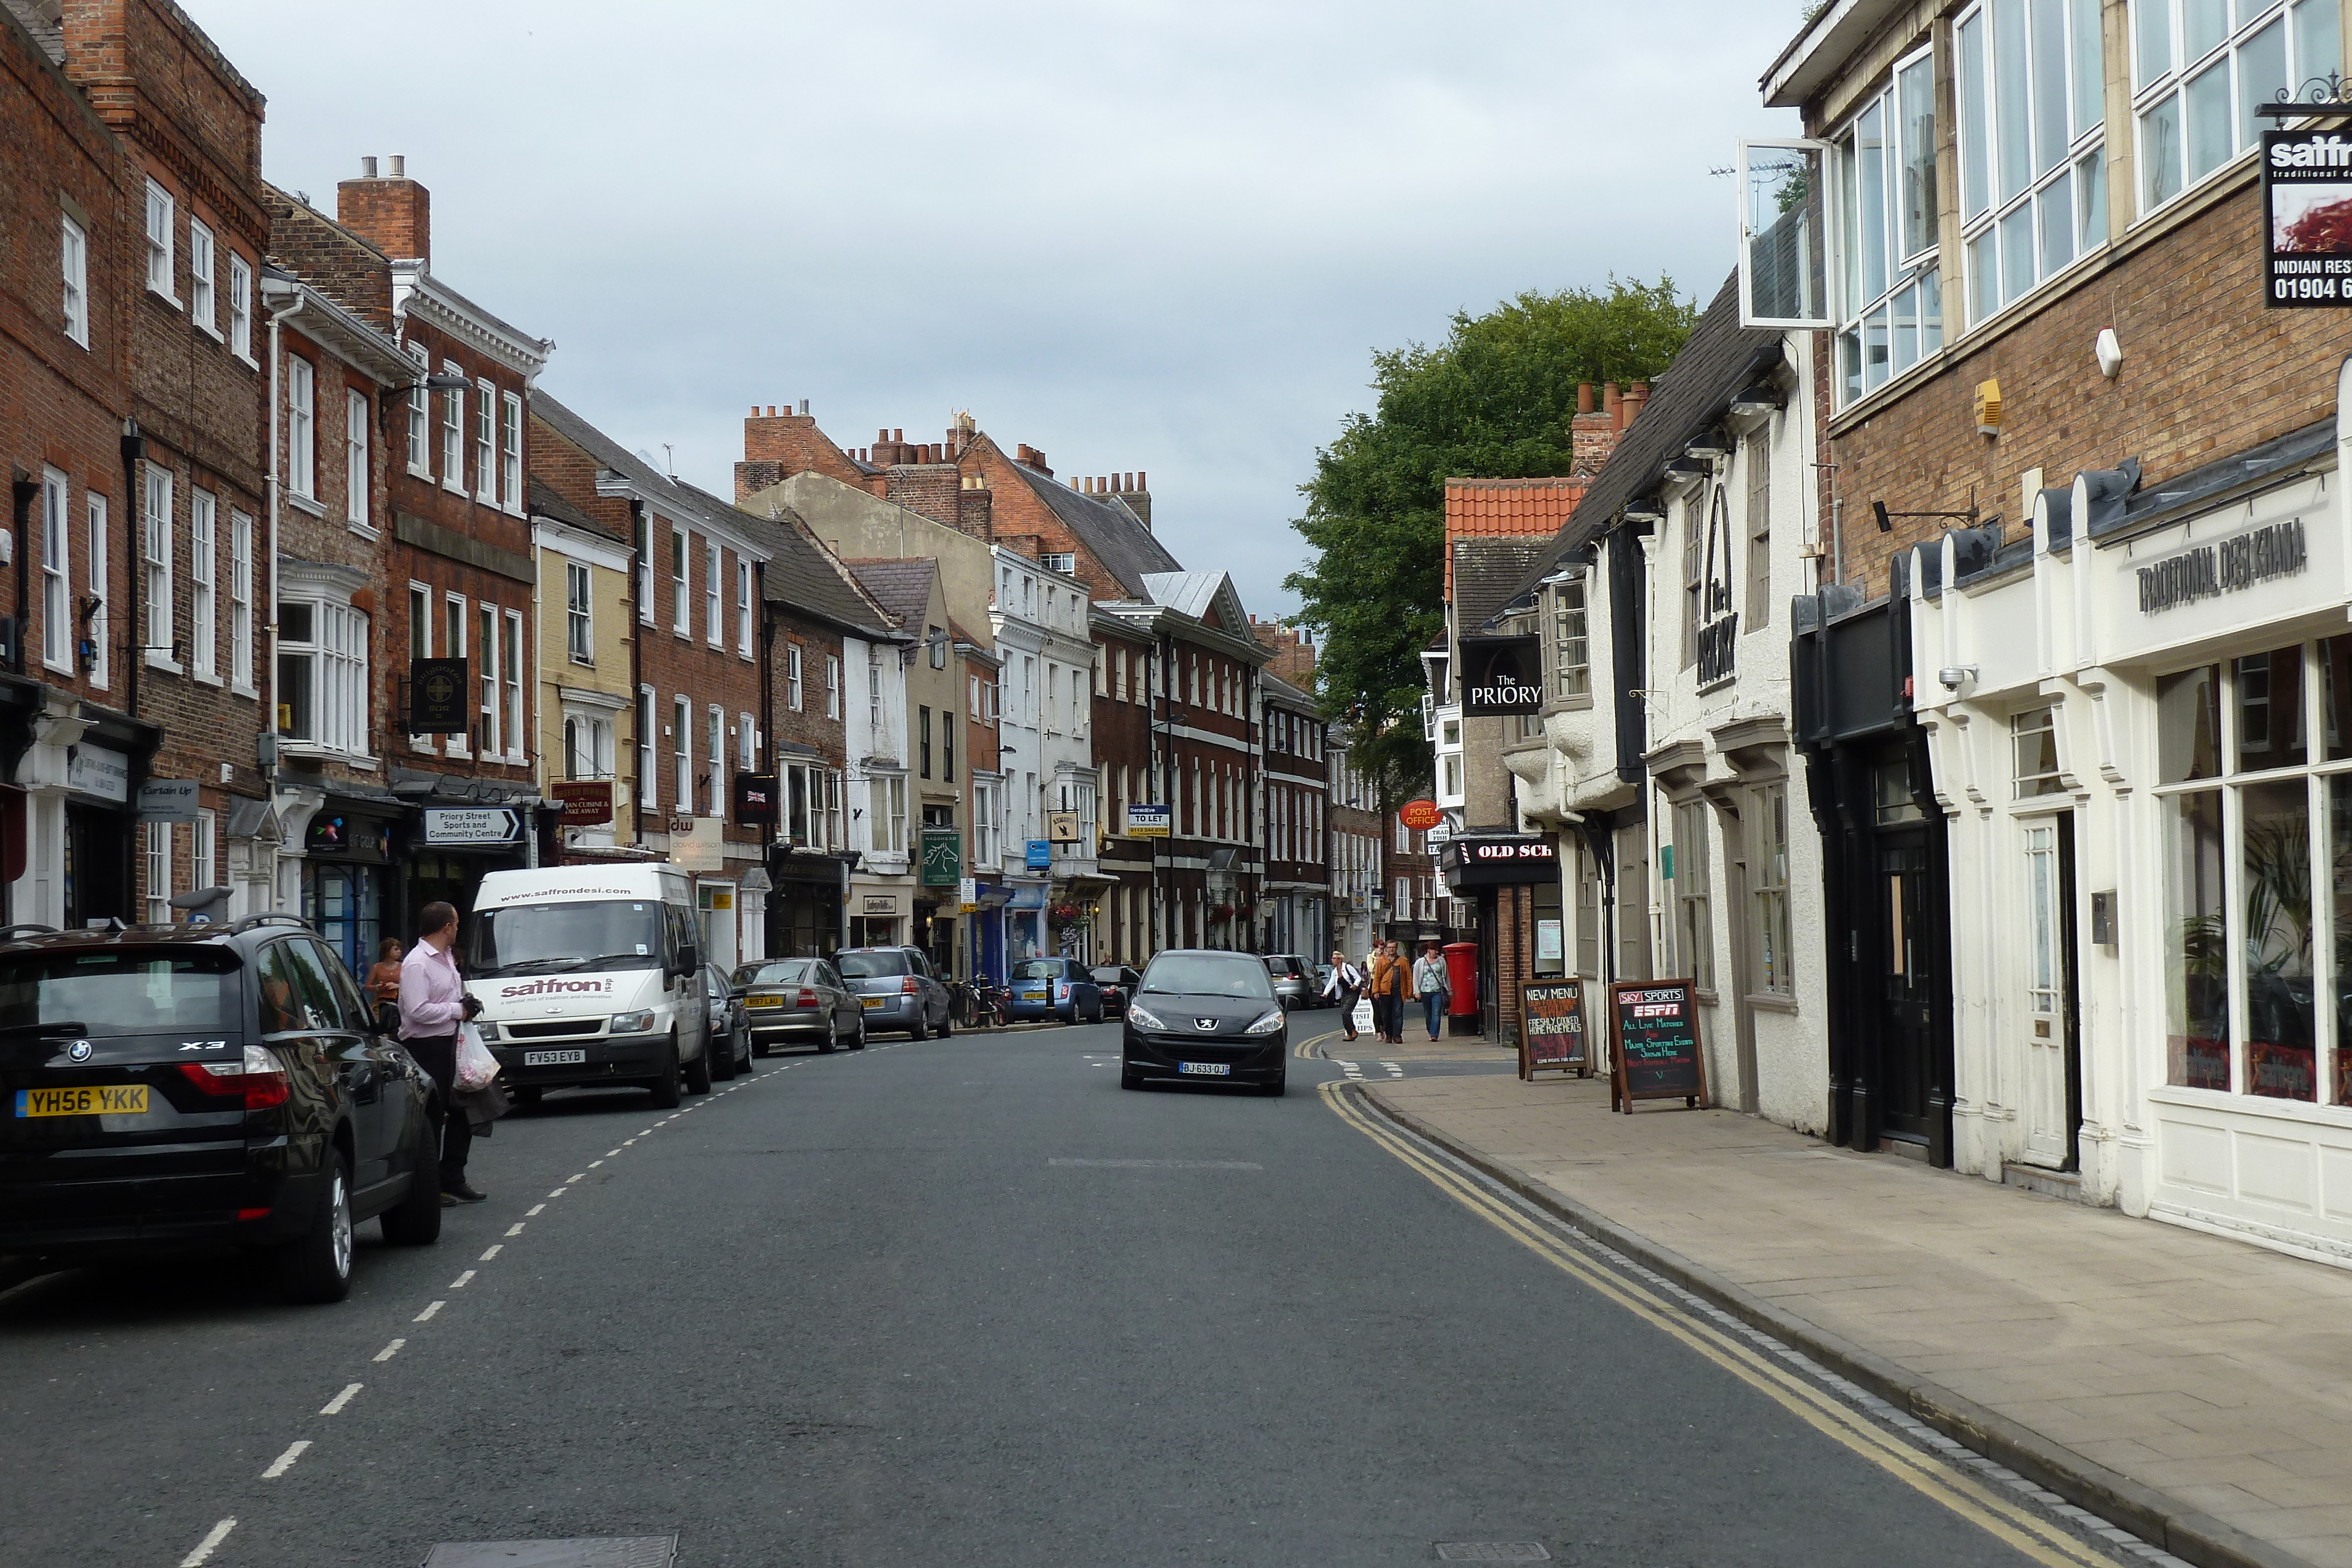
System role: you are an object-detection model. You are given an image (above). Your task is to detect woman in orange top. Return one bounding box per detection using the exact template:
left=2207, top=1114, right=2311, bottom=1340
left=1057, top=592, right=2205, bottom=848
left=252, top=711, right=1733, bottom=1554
left=365, top=937, right=405, bottom=1035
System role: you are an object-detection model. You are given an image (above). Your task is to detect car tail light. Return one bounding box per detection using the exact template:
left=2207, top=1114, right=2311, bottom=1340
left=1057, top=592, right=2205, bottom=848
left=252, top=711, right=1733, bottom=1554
left=1055, top=981, right=1070, bottom=999
left=178, top=1044, right=290, bottom=1111
left=796, top=988, right=817, bottom=1007
left=901, top=976, right=920, bottom=995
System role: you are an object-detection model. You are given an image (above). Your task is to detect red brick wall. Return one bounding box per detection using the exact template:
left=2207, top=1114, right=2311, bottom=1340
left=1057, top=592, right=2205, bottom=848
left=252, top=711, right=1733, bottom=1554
left=332, top=175, right=426, bottom=265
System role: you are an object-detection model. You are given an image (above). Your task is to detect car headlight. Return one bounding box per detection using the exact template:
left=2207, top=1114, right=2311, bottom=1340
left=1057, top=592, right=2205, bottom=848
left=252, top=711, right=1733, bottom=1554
left=1244, top=1009, right=1285, bottom=1035
left=610, top=1009, right=657, bottom=1034
left=475, top=1019, right=502, bottom=1042
left=1127, top=1003, right=1167, bottom=1031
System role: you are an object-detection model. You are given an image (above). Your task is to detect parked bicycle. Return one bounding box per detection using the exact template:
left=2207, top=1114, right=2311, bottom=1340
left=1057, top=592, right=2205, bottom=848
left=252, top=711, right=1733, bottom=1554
left=950, top=978, right=1011, bottom=1029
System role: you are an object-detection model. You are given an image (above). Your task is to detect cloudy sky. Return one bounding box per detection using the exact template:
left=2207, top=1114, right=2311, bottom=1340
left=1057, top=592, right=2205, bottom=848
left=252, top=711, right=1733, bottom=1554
left=191, top=1, right=1800, bottom=618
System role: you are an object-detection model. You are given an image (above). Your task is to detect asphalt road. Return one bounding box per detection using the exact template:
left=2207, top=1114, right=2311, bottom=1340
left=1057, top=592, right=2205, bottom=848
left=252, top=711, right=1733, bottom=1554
left=0, top=1018, right=2157, bottom=1568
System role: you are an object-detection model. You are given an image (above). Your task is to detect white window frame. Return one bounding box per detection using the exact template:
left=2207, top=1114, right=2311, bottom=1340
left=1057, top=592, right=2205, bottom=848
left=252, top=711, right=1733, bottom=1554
left=707, top=706, right=726, bottom=817
left=87, top=494, right=110, bottom=690
left=61, top=214, right=89, bottom=348
left=441, top=369, right=465, bottom=493
left=39, top=469, right=70, bottom=673
left=143, top=463, right=175, bottom=670
left=505, top=608, right=525, bottom=761
left=189, top=489, right=216, bottom=681
left=671, top=526, right=689, bottom=634
left=144, top=179, right=176, bottom=303
left=473, top=377, right=496, bottom=503
left=674, top=694, right=693, bottom=815
left=275, top=595, right=370, bottom=758
left=1832, top=48, right=1946, bottom=404
left=442, top=593, right=470, bottom=757
left=479, top=603, right=500, bottom=755
left=2133, top=0, right=2337, bottom=219
left=286, top=357, right=316, bottom=500
left=145, top=821, right=173, bottom=924
left=193, top=809, right=216, bottom=895
left=735, top=559, right=753, bottom=656
left=827, top=654, right=841, bottom=720
left=404, top=343, right=431, bottom=476
left=739, top=710, right=757, bottom=774
left=1955, top=0, right=2109, bottom=330
left=637, top=685, right=656, bottom=808
left=228, top=510, right=253, bottom=696
left=345, top=389, right=371, bottom=529
left=188, top=219, right=216, bottom=336
left=228, top=253, right=253, bottom=362
left=788, top=644, right=804, bottom=711
left=499, top=391, right=523, bottom=510
left=634, top=509, right=653, bottom=624
left=566, top=561, right=594, bottom=664
left=704, top=541, right=721, bottom=645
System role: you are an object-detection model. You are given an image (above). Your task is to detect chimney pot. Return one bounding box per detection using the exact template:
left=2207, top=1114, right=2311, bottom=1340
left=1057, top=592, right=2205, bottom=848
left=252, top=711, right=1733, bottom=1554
left=1137, top=471, right=1145, bottom=490
left=389, top=155, right=405, bottom=177
left=800, top=399, right=809, bottom=415
left=893, top=429, right=903, bottom=443
left=1576, top=382, right=1594, bottom=414
left=361, top=156, right=378, bottom=178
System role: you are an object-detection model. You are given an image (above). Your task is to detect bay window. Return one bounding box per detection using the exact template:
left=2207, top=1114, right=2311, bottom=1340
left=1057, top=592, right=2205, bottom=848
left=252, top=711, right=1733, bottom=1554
left=1957, top=0, right=2108, bottom=324
left=276, top=591, right=369, bottom=756
left=1837, top=46, right=1944, bottom=402
left=1552, top=574, right=1589, bottom=698
left=2134, top=0, right=2338, bottom=212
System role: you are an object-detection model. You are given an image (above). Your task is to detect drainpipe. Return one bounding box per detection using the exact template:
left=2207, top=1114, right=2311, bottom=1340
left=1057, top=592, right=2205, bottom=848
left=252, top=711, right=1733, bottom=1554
left=118, top=424, right=144, bottom=716
left=11, top=466, right=39, bottom=679
left=627, top=497, right=646, bottom=848
left=261, top=276, right=303, bottom=775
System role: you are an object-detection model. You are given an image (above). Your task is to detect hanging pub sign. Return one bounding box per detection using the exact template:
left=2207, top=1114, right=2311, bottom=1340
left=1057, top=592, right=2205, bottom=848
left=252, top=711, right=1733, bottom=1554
left=1458, top=634, right=1544, bottom=716
left=2263, top=128, right=2352, bottom=306
left=920, top=826, right=961, bottom=888
left=553, top=780, right=614, bottom=827
left=731, top=771, right=778, bottom=825
left=1519, top=978, right=1589, bottom=1080
left=409, top=657, right=470, bottom=734
left=1610, top=979, right=1708, bottom=1112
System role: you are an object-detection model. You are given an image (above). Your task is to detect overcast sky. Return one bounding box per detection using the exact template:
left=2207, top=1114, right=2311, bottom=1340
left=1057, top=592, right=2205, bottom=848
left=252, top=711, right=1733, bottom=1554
left=191, top=1, right=1800, bottom=620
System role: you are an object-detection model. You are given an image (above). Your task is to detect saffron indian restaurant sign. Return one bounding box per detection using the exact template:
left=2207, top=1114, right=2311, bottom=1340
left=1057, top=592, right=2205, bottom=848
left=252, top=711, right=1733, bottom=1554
left=2264, top=129, right=2352, bottom=306
left=1458, top=634, right=1544, bottom=717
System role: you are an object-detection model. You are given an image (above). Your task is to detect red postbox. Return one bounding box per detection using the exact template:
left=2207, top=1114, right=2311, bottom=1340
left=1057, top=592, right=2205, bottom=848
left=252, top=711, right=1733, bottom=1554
left=1443, top=942, right=1478, bottom=1017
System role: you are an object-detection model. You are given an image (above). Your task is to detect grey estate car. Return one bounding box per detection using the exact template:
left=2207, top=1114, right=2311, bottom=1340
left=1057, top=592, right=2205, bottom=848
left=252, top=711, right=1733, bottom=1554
left=834, top=947, right=954, bottom=1039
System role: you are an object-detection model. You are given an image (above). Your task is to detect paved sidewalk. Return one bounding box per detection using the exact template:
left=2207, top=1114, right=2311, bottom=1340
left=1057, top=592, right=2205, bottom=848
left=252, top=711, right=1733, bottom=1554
left=1360, top=1073, right=2352, bottom=1568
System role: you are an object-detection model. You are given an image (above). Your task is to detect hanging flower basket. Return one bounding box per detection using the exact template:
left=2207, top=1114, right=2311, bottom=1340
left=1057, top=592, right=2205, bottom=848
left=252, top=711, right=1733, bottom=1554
left=1048, top=901, right=1087, bottom=930
left=1211, top=903, right=1236, bottom=922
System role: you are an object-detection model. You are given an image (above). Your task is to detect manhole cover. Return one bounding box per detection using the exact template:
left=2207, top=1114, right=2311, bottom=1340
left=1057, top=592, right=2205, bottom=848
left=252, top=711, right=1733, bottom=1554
left=1435, top=1547, right=1551, bottom=1563
left=425, top=1540, right=677, bottom=1568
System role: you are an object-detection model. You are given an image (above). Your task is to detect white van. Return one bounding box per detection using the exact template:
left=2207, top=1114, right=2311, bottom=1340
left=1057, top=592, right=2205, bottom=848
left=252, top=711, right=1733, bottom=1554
left=463, top=865, right=712, bottom=1107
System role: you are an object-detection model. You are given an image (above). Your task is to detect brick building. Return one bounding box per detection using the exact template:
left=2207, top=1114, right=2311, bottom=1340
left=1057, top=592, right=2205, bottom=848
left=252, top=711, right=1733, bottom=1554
left=1258, top=670, right=1328, bottom=959
left=1089, top=606, right=1155, bottom=967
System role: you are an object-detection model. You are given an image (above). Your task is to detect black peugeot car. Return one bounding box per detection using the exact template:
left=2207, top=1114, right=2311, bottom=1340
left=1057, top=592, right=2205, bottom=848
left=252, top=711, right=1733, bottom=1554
left=1117, top=950, right=1288, bottom=1095
left=0, top=915, right=443, bottom=1303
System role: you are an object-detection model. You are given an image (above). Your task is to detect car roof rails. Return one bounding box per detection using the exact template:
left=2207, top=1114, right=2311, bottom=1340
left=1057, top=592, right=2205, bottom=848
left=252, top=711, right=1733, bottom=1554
left=230, top=913, right=316, bottom=935
left=0, top=923, right=58, bottom=942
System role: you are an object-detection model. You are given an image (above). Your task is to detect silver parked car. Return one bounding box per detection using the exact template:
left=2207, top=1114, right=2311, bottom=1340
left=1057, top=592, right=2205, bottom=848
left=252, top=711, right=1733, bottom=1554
left=703, top=962, right=752, bottom=1078
left=732, top=957, right=866, bottom=1055
left=834, top=946, right=954, bottom=1040
left=1264, top=954, right=1313, bottom=1011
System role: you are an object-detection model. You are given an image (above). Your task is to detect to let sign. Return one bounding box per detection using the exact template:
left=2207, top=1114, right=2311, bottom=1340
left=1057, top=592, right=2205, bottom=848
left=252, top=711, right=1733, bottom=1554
left=1610, top=979, right=1707, bottom=1112
left=1519, top=979, right=1588, bottom=1080
left=1125, top=803, right=1171, bottom=838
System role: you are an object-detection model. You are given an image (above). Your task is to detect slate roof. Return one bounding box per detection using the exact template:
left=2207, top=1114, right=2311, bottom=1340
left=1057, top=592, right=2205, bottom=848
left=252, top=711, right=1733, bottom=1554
left=842, top=558, right=939, bottom=633
left=1139, top=570, right=1224, bottom=622
left=1001, top=460, right=1182, bottom=596
left=1261, top=668, right=1318, bottom=709
left=1453, top=537, right=1551, bottom=632
left=527, top=474, right=619, bottom=541
left=533, top=390, right=898, bottom=640
left=1487, top=269, right=1783, bottom=625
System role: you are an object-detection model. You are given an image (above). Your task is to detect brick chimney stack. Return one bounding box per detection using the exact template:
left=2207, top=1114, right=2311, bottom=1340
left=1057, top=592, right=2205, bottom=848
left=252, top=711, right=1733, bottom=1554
left=336, top=155, right=429, bottom=264
left=1569, top=382, right=1618, bottom=477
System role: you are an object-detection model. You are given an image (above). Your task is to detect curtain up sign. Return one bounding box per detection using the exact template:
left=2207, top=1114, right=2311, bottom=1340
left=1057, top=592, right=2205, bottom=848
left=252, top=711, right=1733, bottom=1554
left=1609, top=979, right=1707, bottom=1112
left=2264, top=129, right=2352, bottom=306
left=1519, top=979, right=1589, bottom=1080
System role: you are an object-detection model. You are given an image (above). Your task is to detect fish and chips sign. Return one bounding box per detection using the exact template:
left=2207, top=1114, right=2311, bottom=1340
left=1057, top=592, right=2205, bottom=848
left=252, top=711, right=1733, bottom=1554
left=2264, top=128, right=2352, bottom=306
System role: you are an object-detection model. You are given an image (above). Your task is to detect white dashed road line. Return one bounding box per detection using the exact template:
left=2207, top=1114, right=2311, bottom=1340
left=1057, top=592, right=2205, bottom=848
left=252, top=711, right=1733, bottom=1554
left=413, top=1300, right=443, bottom=1322
left=178, top=1518, right=235, bottom=1566
left=1380, top=1061, right=1404, bottom=1078
left=372, top=1339, right=404, bottom=1362
left=449, top=1269, right=476, bottom=1289
left=505, top=1222, right=526, bottom=1235
left=319, top=1383, right=362, bottom=1416
left=260, top=1440, right=309, bottom=1479
left=525, top=1203, right=544, bottom=1216
left=479, top=1245, right=502, bottom=1261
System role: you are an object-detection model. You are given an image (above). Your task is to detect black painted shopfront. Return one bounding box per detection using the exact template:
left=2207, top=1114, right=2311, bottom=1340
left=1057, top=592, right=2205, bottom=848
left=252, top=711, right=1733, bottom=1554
left=1793, top=571, right=1955, bottom=1165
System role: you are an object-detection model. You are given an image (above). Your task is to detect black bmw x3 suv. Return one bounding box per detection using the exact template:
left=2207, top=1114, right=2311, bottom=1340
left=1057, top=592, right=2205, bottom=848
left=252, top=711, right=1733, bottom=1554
left=0, top=914, right=443, bottom=1303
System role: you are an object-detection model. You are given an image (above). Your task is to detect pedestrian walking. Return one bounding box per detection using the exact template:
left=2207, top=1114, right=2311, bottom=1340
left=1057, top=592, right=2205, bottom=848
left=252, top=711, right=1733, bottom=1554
left=1413, top=940, right=1449, bottom=1042
left=1387, top=941, right=1416, bottom=1045
left=398, top=901, right=487, bottom=1205
left=1324, top=949, right=1364, bottom=1040
left=1369, top=941, right=1414, bottom=1045
left=365, top=937, right=404, bottom=1037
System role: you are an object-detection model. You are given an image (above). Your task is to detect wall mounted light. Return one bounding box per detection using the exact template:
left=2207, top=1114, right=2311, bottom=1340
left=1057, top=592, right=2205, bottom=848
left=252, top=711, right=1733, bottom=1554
left=1728, top=382, right=1784, bottom=420
left=2094, top=327, right=2124, bottom=379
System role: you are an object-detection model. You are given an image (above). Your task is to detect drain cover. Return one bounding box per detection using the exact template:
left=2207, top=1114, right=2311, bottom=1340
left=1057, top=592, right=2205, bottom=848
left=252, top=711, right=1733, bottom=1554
left=425, top=1540, right=676, bottom=1568
left=1435, top=1547, right=1551, bottom=1563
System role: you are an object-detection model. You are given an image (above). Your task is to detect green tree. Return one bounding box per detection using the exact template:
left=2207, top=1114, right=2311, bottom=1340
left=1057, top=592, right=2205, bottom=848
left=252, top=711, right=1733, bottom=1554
left=1285, top=276, right=1698, bottom=794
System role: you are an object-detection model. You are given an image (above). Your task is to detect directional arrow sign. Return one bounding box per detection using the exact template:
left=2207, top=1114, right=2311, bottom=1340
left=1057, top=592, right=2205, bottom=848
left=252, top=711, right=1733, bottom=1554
left=423, top=807, right=521, bottom=845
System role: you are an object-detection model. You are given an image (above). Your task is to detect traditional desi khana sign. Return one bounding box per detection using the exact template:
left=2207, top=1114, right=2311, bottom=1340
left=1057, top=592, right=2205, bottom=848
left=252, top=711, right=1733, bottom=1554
left=2135, top=517, right=2307, bottom=614
left=2264, top=129, right=2352, bottom=306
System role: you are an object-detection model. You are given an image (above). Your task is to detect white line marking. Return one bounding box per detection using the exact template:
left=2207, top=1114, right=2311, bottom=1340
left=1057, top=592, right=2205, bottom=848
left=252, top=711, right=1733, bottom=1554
left=260, top=1439, right=310, bottom=1478
left=479, top=1245, right=502, bottom=1261
left=505, top=1222, right=525, bottom=1236
left=637, top=1128, right=653, bottom=1135
left=588, top=1159, right=603, bottom=1168
left=372, top=1338, right=404, bottom=1362
left=561, top=1176, right=582, bottom=1185
left=320, top=1382, right=362, bottom=1415
left=413, top=1300, right=444, bottom=1322
left=179, top=1518, right=236, bottom=1566
left=526, top=1203, right=544, bottom=1216
left=449, top=1269, right=475, bottom=1289
left=1049, top=1158, right=1265, bottom=1170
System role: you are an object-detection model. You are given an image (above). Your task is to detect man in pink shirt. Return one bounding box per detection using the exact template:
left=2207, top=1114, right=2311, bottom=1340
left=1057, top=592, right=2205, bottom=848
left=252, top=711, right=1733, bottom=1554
left=398, top=901, right=485, bottom=1204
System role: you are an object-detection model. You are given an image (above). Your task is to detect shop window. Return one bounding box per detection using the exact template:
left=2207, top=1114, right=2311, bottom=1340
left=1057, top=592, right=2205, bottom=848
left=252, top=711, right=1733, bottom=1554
left=2013, top=706, right=2066, bottom=797
left=2164, top=791, right=2231, bottom=1090
left=2241, top=778, right=2314, bottom=1099
left=1835, top=46, right=1943, bottom=402
left=2234, top=644, right=2306, bottom=771
left=1675, top=800, right=1713, bottom=992
left=1957, top=0, right=2107, bottom=325
left=2134, top=0, right=2336, bottom=214
left=2157, top=663, right=2221, bottom=781
left=1875, top=756, right=1926, bottom=825
left=1750, top=782, right=1793, bottom=994
left=1575, top=841, right=1602, bottom=978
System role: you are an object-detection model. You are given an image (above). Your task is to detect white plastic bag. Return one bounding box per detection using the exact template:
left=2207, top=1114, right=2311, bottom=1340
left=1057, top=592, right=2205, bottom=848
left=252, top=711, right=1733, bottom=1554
left=455, top=1021, right=500, bottom=1092
left=1352, top=998, right=1375, bottom=1035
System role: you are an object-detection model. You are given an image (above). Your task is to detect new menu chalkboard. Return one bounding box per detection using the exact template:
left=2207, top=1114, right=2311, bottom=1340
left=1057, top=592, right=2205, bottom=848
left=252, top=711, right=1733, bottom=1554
left=1519, top=979, right=1589, bottom=1081
left=1610, top=979, right=1707, bottom=1112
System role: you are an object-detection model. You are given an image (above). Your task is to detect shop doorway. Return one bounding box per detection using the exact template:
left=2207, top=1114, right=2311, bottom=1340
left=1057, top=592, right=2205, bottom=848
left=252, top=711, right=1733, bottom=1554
left=2020, top=814, right=2084, bottom=1170
left=64, top=804, right=130, bottom=928
left=1877, top=834, right=1936, bottom=1144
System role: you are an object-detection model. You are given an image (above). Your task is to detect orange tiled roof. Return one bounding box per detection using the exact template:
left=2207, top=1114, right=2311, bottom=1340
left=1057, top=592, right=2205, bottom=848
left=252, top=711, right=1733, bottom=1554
left=1442, top=477, right=1586, bottom=597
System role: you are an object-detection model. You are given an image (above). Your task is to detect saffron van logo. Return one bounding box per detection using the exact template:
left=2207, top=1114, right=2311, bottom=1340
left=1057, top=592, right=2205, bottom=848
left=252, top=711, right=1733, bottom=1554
left=497, top=977, right=620, bottom=1001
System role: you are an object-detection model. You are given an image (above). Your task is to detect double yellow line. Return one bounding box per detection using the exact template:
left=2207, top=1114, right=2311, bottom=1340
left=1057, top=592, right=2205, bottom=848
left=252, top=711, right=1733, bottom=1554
left=1315, top=1081, right=2122, bottom=1568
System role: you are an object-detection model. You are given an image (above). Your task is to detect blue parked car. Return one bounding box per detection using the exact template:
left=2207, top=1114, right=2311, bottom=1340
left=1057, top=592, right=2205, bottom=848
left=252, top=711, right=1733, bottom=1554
left=1008, top=957, right=1104, bottom=1024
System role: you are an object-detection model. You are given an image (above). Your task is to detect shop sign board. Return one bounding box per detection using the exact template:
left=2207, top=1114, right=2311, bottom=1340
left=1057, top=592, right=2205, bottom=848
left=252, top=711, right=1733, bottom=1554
left=1025, top=838, right=1051, bottom=870
left=2133, top=516, right=2307, bottom=614
left=552, top=780, right=613, bottom=827
left=1125, top=803, right=1171, bottom=837
left=671, top=815, right=725, bottom=872
left=1609, top=979, right=1708, bottom=1112
left=731, top=772, right=778, bottom=825
left=423, top=807, right=520, bottom=845
left=1047, top=810, right=1080, bottom=844
left=409, top=657, right=470, bottom=734
left=1458, top=635, right=1544, bottom=716
left=920, top=826, right=961, bottom=887
left=1519, top=978, right=1589, bottom=1080
left=862, top=893, right=899, bottom=916
left=1399, top=798, right=1441, bottom=831
left=68, top=743, right=128, bottom=803
left=2262, top=129, right=2352, bottom=306
left=958, top=875, right=979, bottom=914
left=136, top=778, right=199, bottom=823
left=1696, top=484, right=1739, bottom=687
left=1440, top=834, right=1559, bottom=889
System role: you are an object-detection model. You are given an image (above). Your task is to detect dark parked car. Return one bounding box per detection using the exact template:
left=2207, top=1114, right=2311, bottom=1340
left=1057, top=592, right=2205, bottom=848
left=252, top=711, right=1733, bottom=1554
left=1010, top=957, right=1102, bottom=1023
left=0, top=915, right=443, bottom=1303
left=1090, top=965, right=1141, bottom=1019
left=1264, top=954, right=1312, bottom=1011
left=1119, top=950, right=1288, bottom=1094
left=836, top=947, right=953, bottom=1039
left=703, top=963, right=751, bottom=1079
left=733, top=958, right=865, bottom=1054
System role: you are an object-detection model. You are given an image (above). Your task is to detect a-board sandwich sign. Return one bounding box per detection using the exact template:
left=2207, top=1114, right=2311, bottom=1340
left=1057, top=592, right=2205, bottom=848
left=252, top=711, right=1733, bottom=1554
left=1610, top=978, right=1707, bottom=1112
left=1519, top=978, right=1588, bottom=1081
